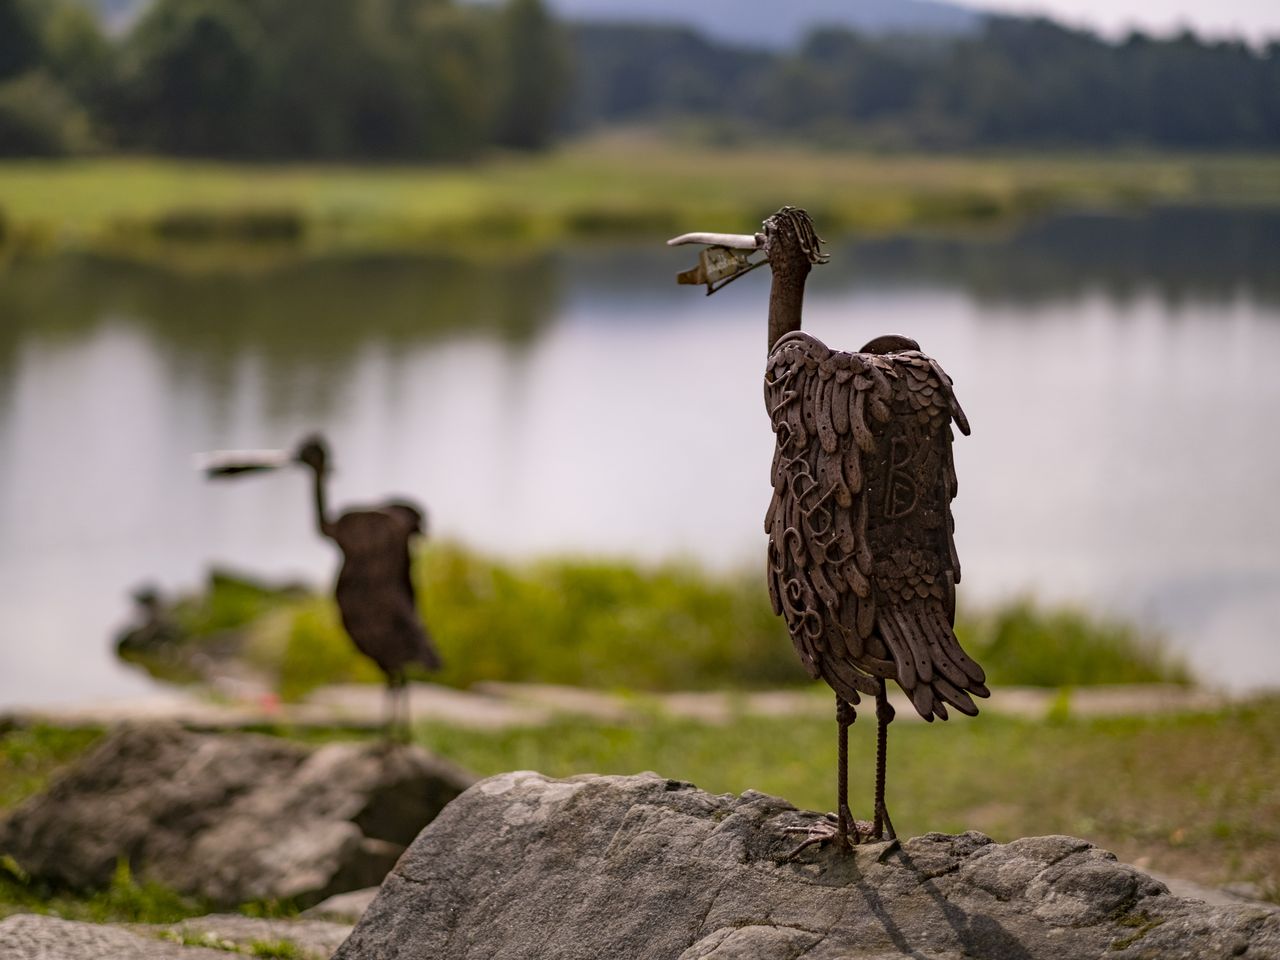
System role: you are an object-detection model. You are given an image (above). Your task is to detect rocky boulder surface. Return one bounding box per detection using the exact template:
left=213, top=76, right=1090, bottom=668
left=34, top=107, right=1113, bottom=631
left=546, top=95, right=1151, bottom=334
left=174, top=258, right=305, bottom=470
left=0, top=723, right=474, bottom=906
left=337, top=771, right=1280, bottom=960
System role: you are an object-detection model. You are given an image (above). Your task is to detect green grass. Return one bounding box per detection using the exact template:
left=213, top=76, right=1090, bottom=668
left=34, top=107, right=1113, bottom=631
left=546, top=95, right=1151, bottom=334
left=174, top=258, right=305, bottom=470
left=417, top=696, right=1280, bottom=900
left=0, top=725, right=103, bottom=811
left=2, top=137, right=1279, bottom=265
left=246, top=941, right=307, bottom=959
left=0, top=860, right=210, bottom=924
left=161, top=543, right=1188, bottom=699
left=1, top=701, right=1274, bottom=919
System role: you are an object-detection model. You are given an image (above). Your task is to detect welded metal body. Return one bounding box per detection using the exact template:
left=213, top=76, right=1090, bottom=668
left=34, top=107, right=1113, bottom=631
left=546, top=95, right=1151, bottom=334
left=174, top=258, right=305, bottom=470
left=203, top=435, right=441, bottom=735
left=672, top=207, right=989, bottom=849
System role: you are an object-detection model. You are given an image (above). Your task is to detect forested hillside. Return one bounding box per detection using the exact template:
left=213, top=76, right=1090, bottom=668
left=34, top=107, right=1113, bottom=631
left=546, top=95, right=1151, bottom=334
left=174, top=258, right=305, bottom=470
left=570, top=18, right=1280, bottom=148
left=1, top=0, right=568, bottom=158
left=2, top=0, right=1277, bottom=159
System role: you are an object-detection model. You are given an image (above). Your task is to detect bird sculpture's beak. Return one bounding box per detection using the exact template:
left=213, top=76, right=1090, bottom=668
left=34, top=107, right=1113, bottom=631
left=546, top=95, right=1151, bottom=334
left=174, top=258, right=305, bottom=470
left=667, top=231, right=766, bottom=295
left=196, top=449, right=294, bottom=479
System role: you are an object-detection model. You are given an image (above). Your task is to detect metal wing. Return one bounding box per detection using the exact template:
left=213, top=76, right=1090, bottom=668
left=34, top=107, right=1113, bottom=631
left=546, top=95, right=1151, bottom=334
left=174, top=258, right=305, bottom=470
left=330, top=509, right=441, bottom=672
left=763, top=331, right=987, bottom=720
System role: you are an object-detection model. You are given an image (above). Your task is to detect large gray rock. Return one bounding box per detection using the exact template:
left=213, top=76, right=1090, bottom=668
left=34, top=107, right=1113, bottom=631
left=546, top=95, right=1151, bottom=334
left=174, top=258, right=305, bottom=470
left=0, top=723, right=474, bottom=906
left=336, top=771, right=1280, bottom=960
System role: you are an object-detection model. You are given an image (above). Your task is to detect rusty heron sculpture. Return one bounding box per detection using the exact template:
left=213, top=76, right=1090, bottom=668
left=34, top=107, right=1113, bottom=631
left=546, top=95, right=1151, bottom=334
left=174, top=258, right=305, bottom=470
left=670, top=207, right=988, bottom=852
left=202, top=434, right=442, bottom=738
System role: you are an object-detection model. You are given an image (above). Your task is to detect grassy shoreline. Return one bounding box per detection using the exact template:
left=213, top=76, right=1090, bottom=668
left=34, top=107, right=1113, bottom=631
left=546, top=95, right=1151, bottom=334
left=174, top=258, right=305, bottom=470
left=3, top=139, right=1279, bottom=266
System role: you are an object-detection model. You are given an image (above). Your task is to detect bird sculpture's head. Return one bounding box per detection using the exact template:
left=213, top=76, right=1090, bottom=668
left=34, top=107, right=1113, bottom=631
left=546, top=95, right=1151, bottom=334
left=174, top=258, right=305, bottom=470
left=294, top=434, right=330, bottom=475
left=761, top=206, right=829, bottom=278
left=667, top=206, right=827, bottom=295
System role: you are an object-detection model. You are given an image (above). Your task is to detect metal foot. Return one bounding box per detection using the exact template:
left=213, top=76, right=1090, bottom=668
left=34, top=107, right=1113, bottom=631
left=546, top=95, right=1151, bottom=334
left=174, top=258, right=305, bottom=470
left=783, top=813, right=874, bottom=860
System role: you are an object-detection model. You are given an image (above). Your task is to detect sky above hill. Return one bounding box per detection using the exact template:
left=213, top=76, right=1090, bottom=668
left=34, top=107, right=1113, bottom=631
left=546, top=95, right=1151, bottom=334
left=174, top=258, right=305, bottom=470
left=969, top=0, right=1278, bottom=41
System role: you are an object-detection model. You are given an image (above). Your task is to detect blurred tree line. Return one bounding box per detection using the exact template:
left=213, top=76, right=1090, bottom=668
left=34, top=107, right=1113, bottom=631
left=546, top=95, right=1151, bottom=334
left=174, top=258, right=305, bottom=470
left=0, top=0, right=569, bottom=157
left=1, top=0, right=1278, bottom=158
left=570, top=18, right=1280, bottom=148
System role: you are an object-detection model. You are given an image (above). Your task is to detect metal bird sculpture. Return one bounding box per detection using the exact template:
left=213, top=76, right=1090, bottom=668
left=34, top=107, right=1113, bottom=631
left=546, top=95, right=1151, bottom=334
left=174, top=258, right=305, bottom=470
left=670, top=207, right=988, bottom=853
left=201, top=434, right=442, bottom=738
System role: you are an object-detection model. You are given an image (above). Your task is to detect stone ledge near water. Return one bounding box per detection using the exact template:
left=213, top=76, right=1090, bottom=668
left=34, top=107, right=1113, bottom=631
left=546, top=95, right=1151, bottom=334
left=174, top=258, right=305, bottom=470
left=0, top=912, right=353, bottom=960
left=338, top=771, right=1280, bottom=960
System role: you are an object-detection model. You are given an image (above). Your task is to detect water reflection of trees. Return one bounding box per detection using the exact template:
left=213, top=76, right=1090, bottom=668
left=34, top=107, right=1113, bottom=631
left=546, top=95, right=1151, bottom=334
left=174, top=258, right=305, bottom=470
left=1, top=207, right=1276, bottom=400
left=0, top=252, right=561, bottom=417
left=831, top=208, right=1280, bottom=309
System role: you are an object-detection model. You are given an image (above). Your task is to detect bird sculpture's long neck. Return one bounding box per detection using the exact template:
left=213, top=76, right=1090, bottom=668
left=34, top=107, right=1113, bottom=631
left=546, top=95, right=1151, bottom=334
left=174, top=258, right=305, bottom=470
left=767, top=260, right=810, bottom=352
left=309, top=463, right=331, bottom=535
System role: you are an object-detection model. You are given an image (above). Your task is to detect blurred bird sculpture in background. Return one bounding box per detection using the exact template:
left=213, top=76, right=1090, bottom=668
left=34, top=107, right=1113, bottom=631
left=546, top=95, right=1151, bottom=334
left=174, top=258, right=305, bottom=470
left=203, top=434, right=442, bottom=739
left=670, top=207, right=988, bottom=853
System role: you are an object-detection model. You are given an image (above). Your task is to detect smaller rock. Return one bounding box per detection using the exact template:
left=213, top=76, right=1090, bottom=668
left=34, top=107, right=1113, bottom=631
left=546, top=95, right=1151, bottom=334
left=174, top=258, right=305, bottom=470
left=0, top=723, right=475, bottom=906
left=304, top=887, right=380, bottom=923
left=0, top=914, right=228, bottom=960
left=166, top=914, right=353, bottom=958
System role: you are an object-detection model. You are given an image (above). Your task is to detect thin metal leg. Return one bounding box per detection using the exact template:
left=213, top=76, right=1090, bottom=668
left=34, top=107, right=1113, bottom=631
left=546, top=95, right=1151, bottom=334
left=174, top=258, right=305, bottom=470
left=874, top=680, right=897, bottom=841
left=836, top=693, right=856, bottom=850
left=384, top=675, right=399, bottom=742
left=782, top=694, right=860, bottom=859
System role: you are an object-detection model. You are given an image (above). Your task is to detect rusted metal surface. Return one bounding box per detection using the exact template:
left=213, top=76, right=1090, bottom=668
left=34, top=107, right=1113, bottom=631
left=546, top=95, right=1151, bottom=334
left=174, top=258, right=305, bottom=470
left=668, top=229, right=767, bottom=294
left=204, top=434, right=441, bottom=738
left=672, top=207, right=989, bottom=852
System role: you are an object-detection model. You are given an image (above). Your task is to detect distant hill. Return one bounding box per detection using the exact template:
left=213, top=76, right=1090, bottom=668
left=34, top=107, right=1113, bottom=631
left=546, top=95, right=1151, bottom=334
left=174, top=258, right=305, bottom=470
left=86, top=0, right=981, bottom=46
left=537, top=0, right=982, bottom=47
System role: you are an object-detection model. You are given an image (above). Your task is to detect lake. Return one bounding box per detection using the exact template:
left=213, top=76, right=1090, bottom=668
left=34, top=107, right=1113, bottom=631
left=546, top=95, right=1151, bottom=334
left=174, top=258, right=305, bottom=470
left=1, top=207, right=1278, bottom=704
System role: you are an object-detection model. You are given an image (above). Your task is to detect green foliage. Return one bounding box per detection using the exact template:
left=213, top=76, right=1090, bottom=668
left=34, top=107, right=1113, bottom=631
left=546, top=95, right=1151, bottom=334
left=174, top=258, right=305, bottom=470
left=571, top=19, right=1280, bottom=150
left=93, top=0, right=569, bottom=160
left=148, top=207, right=305, bottom=243
left=420, top=543, right=803, bottom=691
left=411, top=5, right=502, bottom=158
left=41, top=2, right=114, bottom=109
left=958, top=599, right=1191, bottom=688
left=0, top=724, right=102, bottom=811
left=0, top=0, right=42, bottom=82
left=248, top=941, right=305, bottom=959
left=0, top=71, right=93, bottom=157
left=3, top=146, right=1278, bottom=266
left=169, top=570, right=306, bottom=638
left=494, top=0, right=569, bottom=151
left=147, top=543, right=1192, bottom=698
left=269, top=597, right=382, bottom=701
left=3, top=2, right=1280, bottom=161
left=0, top=858, right=209, bottom=923
left=114, top=0, right=266, bottom=156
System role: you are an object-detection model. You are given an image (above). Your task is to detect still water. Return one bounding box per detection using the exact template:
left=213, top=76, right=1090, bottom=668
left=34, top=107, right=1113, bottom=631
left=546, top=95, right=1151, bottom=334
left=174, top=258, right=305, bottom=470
left=1, top=208, right=1278, bottom=704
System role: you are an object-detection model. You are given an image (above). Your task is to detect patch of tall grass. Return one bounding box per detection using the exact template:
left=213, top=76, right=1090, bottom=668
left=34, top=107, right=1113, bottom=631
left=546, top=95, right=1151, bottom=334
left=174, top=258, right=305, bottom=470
left=958, top=600, right=1191, bottom=688
left=177, top=543, right=1191, bottom=698
left=2, top=142, right=1278, bottom=266
left=0, top=859, right=208, bottom=924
